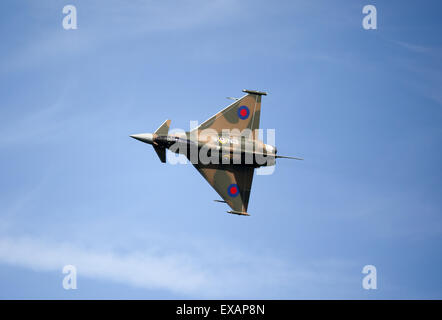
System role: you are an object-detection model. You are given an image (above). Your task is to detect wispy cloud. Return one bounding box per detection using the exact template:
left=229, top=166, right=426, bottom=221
left=386, top=40, right=442, bottom=106
left=0, top=236, right=267, bottom=297
left=1, top=0, right=242, bottom=73
left=0, top=234, right=359, bottom=298
left=0, top=236, right=207, bottom=294
left=392, top=40, right=442, bottom=57
left=0, top=98, right=66, bottom=146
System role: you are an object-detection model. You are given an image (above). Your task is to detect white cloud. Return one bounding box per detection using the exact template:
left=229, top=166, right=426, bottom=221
left=0, top=235, right=286, bottom=297
left=0, top=234, right=360, bottom=298
left=0, top=236, right=206, bottom=295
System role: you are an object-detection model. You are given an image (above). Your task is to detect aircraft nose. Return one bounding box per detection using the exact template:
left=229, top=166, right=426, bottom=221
left=130, top=133, right=154, bottom=145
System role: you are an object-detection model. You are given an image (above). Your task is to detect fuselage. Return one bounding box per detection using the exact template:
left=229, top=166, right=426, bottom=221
left=132, top=131, right=277, bottom=167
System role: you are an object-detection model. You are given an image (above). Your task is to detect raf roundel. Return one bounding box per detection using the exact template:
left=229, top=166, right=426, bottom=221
left=237, top=105, right=250, bottom=120
left=227, top=184, right=239, bottom=197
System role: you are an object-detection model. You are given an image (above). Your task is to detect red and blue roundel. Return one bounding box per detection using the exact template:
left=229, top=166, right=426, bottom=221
left=227, top=184, right=239, bottom=197
left=237, top=105, right=250, bottom=120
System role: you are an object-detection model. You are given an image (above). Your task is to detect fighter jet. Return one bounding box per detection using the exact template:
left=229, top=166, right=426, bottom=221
left=130, top=89, right=302, bottom=216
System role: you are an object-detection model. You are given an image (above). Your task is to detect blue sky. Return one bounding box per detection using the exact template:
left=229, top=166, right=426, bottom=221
left=0, top=0, right=441, bottom=299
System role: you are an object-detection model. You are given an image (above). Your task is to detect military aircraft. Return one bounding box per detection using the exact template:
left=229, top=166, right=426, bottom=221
left=130, top=89, right=302, bottom=216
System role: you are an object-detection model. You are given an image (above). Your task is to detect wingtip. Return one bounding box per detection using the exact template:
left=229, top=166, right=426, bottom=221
left=242, top=89, right=267, bottom=96
left=227, top=210, right=250, bottom=216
